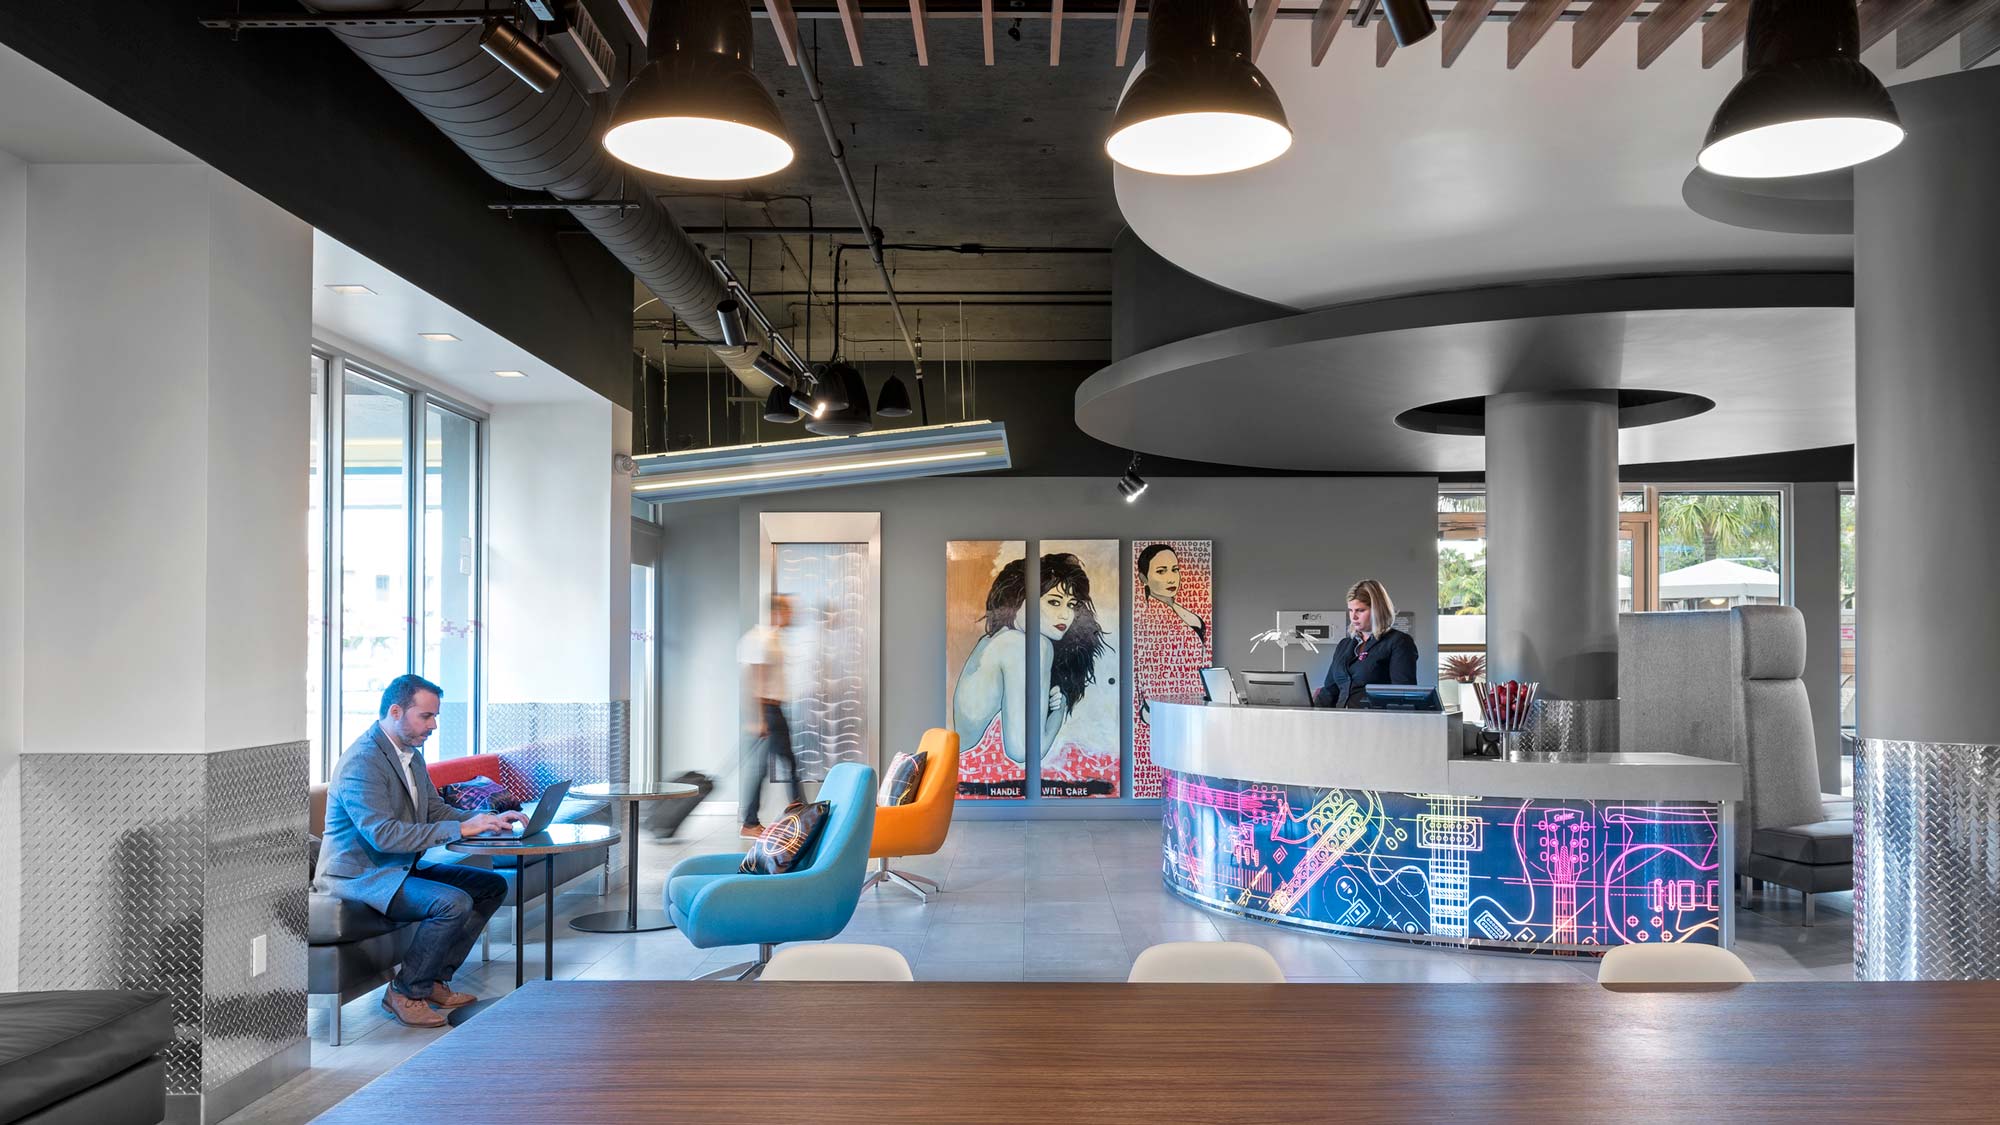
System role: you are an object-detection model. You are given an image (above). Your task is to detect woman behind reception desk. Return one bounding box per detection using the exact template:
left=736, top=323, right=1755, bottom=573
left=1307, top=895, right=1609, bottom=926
left=1314, top=578, right=1418, bottom=708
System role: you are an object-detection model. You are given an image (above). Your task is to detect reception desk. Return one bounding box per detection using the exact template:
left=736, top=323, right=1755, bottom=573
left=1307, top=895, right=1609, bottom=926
left=1147, top=699, right=1743, bottom=954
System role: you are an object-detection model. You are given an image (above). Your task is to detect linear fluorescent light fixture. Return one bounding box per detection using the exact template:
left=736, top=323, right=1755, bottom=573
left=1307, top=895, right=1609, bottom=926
left=493, top=370, right=527, bottom=379
left=630, top=420, right=1011, bottom=503
left=419, top=332, right=459, bottom=342
left=326, top=283, right=375, bottom=295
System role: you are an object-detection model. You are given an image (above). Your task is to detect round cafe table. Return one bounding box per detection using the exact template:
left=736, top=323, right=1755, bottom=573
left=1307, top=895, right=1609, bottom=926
left=568, top=781, right=702, bottom=935
left=448, top=822, right=620, bottom=993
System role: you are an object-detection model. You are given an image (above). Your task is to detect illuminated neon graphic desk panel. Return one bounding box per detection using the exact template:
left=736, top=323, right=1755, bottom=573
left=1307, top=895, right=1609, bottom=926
left=1145, top=700, right=1742, bottom=955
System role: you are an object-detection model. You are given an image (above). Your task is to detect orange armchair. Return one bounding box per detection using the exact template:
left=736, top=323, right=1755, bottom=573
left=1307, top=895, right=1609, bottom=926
left=863, top=728, right=960, bottom=901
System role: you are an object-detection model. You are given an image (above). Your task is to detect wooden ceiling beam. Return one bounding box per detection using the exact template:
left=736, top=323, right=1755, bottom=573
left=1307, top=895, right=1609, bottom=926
left=1376, top=13, right=1396, bottom=65
left=1899, top=0, right=2000, bottom=67
left=1964, top=7, right=2000, bottom=65
left=1441, top=0, right=1496, bottom=66
left=1638, top=0, right=1711, bottom=68
left=1250, top=0, right=1281, bottom=60
left=1701, top=0, right=1750, bottom=68
left=1311, top=0, right=1347, bottom=65
left=1115, top=0, right=1136, bottom=65
left=908, top=0, right=930, bottom=65
left=1860, top=0, right=1933, bottom=50
left=983, top=0, right=996, bottom=64
left=763, top=0, right=800, bottom=66
left=1051, top=0, right=1064, bottom=63
left=1507, top=0, right=1567, bottom=69
left=832, top=0, right=866, bottom=64
left=1574, top=0, right=1642, bottom=67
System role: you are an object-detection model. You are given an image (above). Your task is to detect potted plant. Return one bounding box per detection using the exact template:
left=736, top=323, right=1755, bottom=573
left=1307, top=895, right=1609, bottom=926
left=1441, top=654, right=1487, bottom=721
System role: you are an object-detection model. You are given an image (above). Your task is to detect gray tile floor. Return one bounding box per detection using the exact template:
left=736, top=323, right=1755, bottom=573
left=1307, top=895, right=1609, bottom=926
left=227, top=813, right=1854, bottom=1124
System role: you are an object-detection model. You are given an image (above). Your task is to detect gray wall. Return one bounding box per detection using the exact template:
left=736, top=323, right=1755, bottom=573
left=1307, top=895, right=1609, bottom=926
left=654, top=476, right=1439, bottom=815
left=1790, top=481, right=1843, bottom=791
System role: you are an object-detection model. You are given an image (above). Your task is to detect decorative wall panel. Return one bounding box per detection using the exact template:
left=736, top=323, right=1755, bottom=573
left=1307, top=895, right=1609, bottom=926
left=947, top=540, right=1028, bottom=799
left=1132, top=540, right=1213, bottom=799
left=774, top=542, right=870, bottom=782
left=1855, top=738, right=2000, bottom=980
left=1038, top=540, right=1121, bottom=798
left=487, top=700, right=631, bottom=799
left=20, top=742, right=309, bottom=1111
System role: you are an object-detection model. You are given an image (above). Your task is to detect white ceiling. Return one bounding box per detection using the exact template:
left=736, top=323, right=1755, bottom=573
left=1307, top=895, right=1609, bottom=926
left=313, top=232, right=598, bottom=408
left=0, top=41, right=195, bottom=164
left=1115, top=22, right=1959, bottom=310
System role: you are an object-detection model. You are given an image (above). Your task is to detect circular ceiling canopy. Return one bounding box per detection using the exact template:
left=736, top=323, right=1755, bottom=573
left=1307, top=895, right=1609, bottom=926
left=1074, top=274, right=1854, bottom=474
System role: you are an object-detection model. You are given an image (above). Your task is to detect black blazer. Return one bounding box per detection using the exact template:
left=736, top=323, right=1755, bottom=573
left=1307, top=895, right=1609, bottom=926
left=1314, top=629, right=1419, bottom=709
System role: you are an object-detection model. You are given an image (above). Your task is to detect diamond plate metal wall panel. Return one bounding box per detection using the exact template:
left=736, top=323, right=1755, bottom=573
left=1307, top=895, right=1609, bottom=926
left=20, top=743, right=310, bottom=1106
left=1855, top=738, right=2000, bottom=981
left=487, top=700, right=630, bottom=799
left=22, top=753, right=209, bottom=1093
left=201, top=743, right=308, bottom=1093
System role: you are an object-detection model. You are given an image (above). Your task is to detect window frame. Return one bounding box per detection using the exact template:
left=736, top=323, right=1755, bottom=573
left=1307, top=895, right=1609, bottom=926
left=310, top=345, right=489, bottom=782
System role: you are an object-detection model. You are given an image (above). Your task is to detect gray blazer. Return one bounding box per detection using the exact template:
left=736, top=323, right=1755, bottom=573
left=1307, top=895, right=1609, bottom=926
left=312, top=724, right=476, bottom=913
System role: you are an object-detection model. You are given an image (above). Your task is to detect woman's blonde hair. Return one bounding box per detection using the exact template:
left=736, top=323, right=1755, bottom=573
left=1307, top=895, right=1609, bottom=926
left=1346, top=579, right=1395, bottom=639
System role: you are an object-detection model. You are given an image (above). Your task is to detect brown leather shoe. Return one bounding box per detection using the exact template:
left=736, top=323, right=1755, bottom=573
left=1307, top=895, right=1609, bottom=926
left=429, top=983, right=478, bottom=1009
left=380, top=989, right=447, bottom=1028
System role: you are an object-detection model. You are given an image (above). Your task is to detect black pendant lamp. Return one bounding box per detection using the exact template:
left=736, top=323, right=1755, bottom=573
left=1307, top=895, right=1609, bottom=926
left=1105, top=0, right=1291, bottom=177
left=1698, top=0, right=1901, bottom=179
left=876, top=373, right=913, bottom=418
left=762, top=384, right=800, bottom=423
left=1378, top=0, right=1437, bottom=48
left=806, top=362, right=874, bottom=436
left=603, top=0, right=794, bottom=181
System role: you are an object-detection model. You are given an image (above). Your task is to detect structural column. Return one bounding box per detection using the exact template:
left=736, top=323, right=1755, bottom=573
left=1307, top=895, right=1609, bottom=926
left=1852, top=68, right=2000, bottom=981
left=1484, top=390, right=1621, bottom=745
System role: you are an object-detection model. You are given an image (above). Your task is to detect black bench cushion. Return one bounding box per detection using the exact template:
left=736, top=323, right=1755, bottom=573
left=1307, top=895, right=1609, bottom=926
left=308, top=892, right=404, bottom=944
left=1751, top=819, right=1855, bottom=866
left=0, top=991, right=172, bottom=1124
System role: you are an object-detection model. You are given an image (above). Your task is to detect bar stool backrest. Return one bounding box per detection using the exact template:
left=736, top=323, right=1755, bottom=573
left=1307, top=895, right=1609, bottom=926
left=760, top=943, right=915, bottom=982
left=1597, top=943, right=1755, bottom=985
left=1128, top=941, right=1287, bottom=984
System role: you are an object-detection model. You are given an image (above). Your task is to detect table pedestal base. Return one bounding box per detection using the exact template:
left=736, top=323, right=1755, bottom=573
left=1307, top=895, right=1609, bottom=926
left=570, top=909, right=675, bottom=934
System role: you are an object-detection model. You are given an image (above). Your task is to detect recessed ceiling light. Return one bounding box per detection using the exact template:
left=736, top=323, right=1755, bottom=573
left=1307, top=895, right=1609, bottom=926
left=326, top=284, right=375, bottom=295
left=493, top=370, right=527, bottom=379
left=419, top=333, right=460, bottom=342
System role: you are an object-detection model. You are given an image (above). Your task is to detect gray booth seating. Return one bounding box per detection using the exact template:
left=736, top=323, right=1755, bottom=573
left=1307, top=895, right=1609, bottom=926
left=1620, top=605, right=1851, bottom=924
left=0, top=991, right=171, bottom=1125
left=306, top=777, right=611, bottom=1044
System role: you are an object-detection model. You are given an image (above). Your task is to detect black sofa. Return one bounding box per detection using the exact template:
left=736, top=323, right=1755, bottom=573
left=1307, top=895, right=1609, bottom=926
left=0, top=991, right=172, bottom=1125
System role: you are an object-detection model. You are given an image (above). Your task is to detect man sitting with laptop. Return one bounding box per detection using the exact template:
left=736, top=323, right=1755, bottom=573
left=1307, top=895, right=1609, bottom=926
left=314, top=675, right=525, bottom=1029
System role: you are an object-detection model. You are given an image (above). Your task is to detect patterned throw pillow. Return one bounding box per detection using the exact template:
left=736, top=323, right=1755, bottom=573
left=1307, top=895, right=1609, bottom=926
left=438, top=775, right=510, bottom=812
left=877, top=751, right=928, bottom=807
left=739, top=800, right=831, bottom=874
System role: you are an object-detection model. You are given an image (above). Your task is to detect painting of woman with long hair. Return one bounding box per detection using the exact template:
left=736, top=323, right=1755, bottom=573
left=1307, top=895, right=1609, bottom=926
left=1039, top=541, right=1120, bottom=798
left=946, top=541, right=1029, bottom=799
left=1132, top=540, right=1213, bottom=798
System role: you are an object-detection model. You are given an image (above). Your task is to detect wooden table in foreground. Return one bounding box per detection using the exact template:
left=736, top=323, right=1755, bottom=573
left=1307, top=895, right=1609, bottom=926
left=318, top=980, right=2000, bottom=1123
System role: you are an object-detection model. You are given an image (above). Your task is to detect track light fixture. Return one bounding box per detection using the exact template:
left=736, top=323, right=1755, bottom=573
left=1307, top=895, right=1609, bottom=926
left=1116, top=454, right=1148, bottom=503
left=751, top=351, right=794, bottom=387
left=790, top=392, right=825, bottom=420
left=876, top=374, right=914, bottom=418
left=806, top=362, right=875, bottom=437
left=602, top=0, right=794, bottom=180
left=1698, top=0, right=1902, bottom=179
left=1105, top=0, right=1291, bottom=177
left=1378, top=0, right=1437, bottom=48
left=763, top=385, right=801, bottom=423
left=716, top=298, right=750, bottom=348
left=480, top=18, right=564, bottom=93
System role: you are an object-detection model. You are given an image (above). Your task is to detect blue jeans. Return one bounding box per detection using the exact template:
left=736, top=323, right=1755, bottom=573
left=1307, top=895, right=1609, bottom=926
left=385, top=861, right=509, bottom=998
left=742, top=702, right=802, bottom=827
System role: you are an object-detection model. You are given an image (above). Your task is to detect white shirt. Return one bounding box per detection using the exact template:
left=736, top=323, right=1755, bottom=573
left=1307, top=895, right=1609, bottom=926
left=737, top=624, right=788, bottom=703
left=379, top=723, right=423, bottom=811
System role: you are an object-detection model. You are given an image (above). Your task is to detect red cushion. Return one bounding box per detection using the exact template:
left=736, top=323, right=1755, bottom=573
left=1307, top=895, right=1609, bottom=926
left=427, top=754, right=502, bottom=788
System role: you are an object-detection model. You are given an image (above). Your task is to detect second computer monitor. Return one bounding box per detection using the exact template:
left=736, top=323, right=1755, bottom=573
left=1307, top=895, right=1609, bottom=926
left=1238, top=670, right=1313, bottom=708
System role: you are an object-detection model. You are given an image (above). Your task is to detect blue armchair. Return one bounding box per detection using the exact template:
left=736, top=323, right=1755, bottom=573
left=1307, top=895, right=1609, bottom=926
left=666, top=761, right=877, bottom=980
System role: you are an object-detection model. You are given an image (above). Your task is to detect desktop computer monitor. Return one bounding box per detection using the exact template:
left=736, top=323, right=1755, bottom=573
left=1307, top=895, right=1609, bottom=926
left=1239, top=671, right=1313, bottom=708
left=1361, top=683, right=1442, bottom=711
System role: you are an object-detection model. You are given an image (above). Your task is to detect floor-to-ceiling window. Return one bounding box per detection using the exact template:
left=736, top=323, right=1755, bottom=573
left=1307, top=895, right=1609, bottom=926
left=1653, top=488, right=1786, bottom=610
left=308, top=349, right=485, bottom=782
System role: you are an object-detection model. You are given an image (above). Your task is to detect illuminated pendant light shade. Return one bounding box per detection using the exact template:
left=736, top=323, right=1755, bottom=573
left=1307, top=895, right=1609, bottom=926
left=1104, top=0, right=1290, bottom=177
left=602, top=0, right=794, bottom=181
left=806, top=362, right=874, bottom=437
left=1698, top=0, right=1901, bottom=179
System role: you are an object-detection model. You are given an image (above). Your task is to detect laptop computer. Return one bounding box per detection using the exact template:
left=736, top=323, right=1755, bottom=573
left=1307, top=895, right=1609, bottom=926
left=454, top=780, right=571, bottom=844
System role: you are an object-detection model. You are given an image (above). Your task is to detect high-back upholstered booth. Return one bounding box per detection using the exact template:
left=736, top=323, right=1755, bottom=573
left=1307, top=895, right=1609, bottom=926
left=1621, top=606, right=1851, bottom=923
left=865, top=728, right=960, bottom=901
left=666, top=762, right=878, bottom=981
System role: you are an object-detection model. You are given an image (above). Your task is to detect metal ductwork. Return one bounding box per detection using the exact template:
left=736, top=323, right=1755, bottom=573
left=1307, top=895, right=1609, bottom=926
left=311, top=0, right=766, bottom=383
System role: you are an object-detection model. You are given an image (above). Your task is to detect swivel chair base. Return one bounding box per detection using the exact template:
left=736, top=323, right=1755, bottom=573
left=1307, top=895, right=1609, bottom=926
left=696, top=942, right=776, bottom=981
left=863, top=858, right=941, bottom=902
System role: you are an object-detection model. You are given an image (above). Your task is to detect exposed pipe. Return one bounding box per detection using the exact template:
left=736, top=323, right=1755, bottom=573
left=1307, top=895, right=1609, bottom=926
left=309, top=0, right=761, bottom=382
left=786, top=27, right=929, bottom=422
